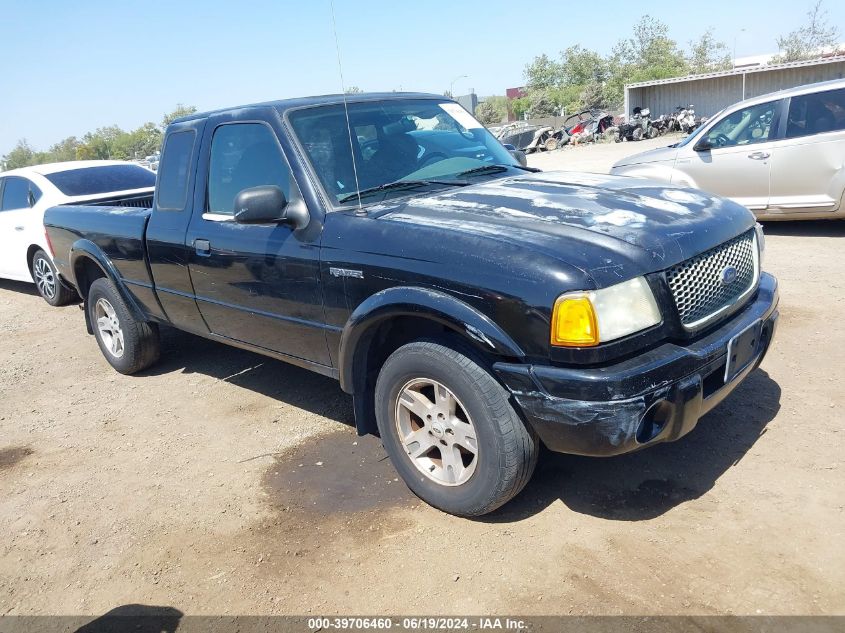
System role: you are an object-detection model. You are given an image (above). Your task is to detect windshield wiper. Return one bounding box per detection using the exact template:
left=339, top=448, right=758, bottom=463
left=456, top=163, right=541, bottom=178
left=456, top=164, right=510, bottom=177
left=338, top=179, right=467, bottom=204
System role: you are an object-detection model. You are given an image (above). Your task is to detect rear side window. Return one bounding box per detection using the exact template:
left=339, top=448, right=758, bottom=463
left=156, top=130, right=196, bottom=210
left=1, top=177, right=39, bottom=210
left=45, top=165, right=155, bottom=196
left=207, top=123, right=290, bottom=215
left=786, top=88, right=845, bottom=139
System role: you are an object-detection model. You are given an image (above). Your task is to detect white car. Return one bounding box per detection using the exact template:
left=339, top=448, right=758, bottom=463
left=610, top=79, right=845, bottom=220
left=0, top=161, right=155, bottom=305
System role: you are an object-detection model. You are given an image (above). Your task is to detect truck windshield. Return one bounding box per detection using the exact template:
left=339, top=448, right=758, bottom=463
left=288, top=99, right=519, bottom=206
left=44, top=164, right=156, bottom=197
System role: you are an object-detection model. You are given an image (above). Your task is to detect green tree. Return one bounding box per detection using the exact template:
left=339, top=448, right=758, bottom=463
left=162, top=104, right=198, bottom=128
left=773, top=0, right=840, bottom=63
left=475, top=96, right=508, bottom=126
left=1, top=139, right=36, bottom=170
left=510, top=97, right=530, bottom=121
left=524, top=53, right=564, bottom=91
left=604, top=16, right=689, bottom=108
left=687, top=28, right=732, bottom=74
left=48, top=137, right=82, bottom=162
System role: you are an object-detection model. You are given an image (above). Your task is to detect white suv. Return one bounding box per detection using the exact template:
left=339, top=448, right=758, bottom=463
left=611, top=79, right=845, bottom=220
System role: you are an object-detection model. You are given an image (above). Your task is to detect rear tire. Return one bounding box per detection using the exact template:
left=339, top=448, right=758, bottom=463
left=87, top=278, right=160, bottom=374
left=374, top=339, right=538, bottom=517
left=31, top=249, right=77, bottom=306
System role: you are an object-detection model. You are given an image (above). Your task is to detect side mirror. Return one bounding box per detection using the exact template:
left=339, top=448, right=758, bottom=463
left=694, top=137, right=712, bottom=152
left=232, top=185, right=308, bottom=230
left=509, top=148, right=528, bottom=167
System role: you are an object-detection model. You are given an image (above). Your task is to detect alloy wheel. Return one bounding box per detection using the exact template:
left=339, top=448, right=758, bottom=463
left=394, top=378, right=479, bottom=486
left=33, top=257, right=56, bottom=300
left=94, top=298, right=125, bottom=358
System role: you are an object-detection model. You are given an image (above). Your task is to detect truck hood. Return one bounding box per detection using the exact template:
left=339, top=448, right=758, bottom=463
left=612, top=145, right=679, bottom=168
left=374, top=171, right=755, bottom=287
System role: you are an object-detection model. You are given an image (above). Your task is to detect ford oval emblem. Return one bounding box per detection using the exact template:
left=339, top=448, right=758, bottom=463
left=720, top=266, right=738, bottom=285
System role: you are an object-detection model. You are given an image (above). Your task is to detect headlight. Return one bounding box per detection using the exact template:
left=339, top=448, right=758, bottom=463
left=551, top=276, right=662, bottom=347
left=755, top=222, right=765, bottom=266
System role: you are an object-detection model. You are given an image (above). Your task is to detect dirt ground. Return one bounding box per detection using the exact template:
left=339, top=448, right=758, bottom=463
left=1, top=137, right=843, bottom=618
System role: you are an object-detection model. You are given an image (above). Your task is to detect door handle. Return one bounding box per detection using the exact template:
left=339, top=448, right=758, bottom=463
left=14, top=226, right=24, bottom=231
left=194, top=238, right=211, bottom=255
left=747, top=151, right=770, bottom=160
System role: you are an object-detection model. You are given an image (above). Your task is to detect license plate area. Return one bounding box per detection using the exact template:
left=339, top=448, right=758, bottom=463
left=724, top=319, right=763, bottom=383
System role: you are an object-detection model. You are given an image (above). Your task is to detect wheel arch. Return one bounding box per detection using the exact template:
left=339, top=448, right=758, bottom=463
left=25, top=244, right=43, bottom=279
left=338, top=286, right=525, bottom=435
left=69, top=240, right=147, bottom=334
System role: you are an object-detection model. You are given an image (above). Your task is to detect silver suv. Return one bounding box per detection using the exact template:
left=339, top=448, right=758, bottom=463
left=611, top=79, right=845, bottom=220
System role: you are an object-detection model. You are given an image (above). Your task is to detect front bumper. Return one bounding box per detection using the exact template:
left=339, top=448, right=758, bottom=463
left=495, top=273, right=779, bottom=457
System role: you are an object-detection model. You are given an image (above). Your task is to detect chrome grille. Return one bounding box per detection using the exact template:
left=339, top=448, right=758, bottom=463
left=666, top=230, right=758, bottom=328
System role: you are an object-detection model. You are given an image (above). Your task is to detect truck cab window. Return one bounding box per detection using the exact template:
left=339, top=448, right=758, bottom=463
left=207, top=123, right=291, bottom=215
left=156, top=130, right=196, bottom=210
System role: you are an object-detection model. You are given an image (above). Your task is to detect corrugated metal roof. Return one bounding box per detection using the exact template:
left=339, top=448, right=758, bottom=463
left=625, top=55, right=845, bottom=89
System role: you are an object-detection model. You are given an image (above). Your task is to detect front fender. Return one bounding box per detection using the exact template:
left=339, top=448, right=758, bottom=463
left=338, top=286, right=525, bottom=394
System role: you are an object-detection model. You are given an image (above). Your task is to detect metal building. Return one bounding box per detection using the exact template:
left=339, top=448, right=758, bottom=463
left=624, top=57, right=845, bottom=119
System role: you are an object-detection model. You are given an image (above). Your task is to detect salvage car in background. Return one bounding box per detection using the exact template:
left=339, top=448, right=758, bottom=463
left=0, top=161, right=155, bottom=304
left=611, top=79, right=845, bottom=220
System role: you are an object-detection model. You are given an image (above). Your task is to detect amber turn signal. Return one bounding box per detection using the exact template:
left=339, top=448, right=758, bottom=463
left=550, top=295, right=599, bottom=347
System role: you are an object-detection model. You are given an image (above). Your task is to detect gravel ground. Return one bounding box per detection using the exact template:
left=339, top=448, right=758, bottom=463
left=1, top=136, right=843, bottom=618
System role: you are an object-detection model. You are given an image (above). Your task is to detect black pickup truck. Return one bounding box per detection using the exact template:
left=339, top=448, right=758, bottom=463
left=45, top=93, right=779, bottom=516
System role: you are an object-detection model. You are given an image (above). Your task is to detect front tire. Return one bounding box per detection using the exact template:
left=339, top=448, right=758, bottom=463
left=31, top=249, right=77, bottom=306
left=87, top=278, right=160, bottom=374
left=374, top=339, right=538, bottom=517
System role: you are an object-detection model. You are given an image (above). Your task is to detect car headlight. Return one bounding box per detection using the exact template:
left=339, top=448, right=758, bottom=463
left=755, top=222, right=765, bottom=266
left=551, top=276, right=662, bottom=347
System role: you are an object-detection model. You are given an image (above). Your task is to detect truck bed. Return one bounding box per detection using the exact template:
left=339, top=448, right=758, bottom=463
left=45, top=201, right=155, bottom=298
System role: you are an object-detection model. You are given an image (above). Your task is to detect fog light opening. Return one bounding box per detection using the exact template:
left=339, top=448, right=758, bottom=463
left=636, top=400, right=673, bottom=444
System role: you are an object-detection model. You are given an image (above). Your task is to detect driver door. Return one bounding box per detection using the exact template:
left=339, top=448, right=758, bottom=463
left=676, top=99, right=782, bottom=212
left=185, top=116, right=330, bottom=366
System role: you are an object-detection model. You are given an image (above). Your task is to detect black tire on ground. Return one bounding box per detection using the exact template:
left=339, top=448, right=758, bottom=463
left=374, top=338, right=539, bottom=517
left=30, top=249, right=78, bottom=306
left=87, top=278, right=160, bottom=375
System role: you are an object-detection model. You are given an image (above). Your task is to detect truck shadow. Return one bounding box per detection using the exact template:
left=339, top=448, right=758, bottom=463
left=761, top=219, right=845, bottom=238
left=484, top=369, right=781, bottom=523
left=141, top=326, right=355, bottom=427
left=140, top=327, right=780, bottom=523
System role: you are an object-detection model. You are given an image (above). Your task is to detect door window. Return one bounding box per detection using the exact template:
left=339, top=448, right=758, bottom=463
left=706, top=100, right=778, bottom=148
left=786, top=88, right=845, bottom=138
left=207, top=123, right=290, bottom=215
left=1, top=177, right=38, bottom=211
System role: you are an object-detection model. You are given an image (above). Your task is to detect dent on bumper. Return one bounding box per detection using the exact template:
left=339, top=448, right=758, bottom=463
left=495, top=273, right=779, bottom=457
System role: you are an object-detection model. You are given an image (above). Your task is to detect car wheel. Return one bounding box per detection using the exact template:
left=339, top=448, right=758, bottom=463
left=87, top=278, right=160, bottom=375
left=374, top=339, right=538, bottom=516
left=31, top=249, right=77, bottom=306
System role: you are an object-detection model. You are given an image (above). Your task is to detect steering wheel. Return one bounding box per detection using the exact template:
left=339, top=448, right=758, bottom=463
left=418, top=152, right=448, bottom=168
left=713, top=133, right=731, bottom=147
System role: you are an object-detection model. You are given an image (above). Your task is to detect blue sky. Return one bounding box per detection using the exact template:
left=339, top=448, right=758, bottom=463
left=1, top=0, right=842, bottom=154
